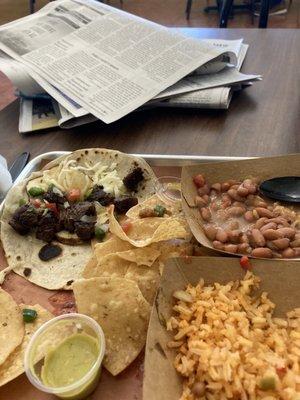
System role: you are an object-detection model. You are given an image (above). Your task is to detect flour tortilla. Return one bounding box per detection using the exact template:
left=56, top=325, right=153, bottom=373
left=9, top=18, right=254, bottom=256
left=0, top=289, right=24, bottom=366
left=0, top=149, right=156, bottom=290
left=0, top=304, right=52, bottom=387
left=73, top=277, right=151, bottom=376
left=28, top=148, right=156, bottom=201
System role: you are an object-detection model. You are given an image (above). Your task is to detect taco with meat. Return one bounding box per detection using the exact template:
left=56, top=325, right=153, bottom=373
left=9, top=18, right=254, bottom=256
left=0, top=149, right=156, bottom=290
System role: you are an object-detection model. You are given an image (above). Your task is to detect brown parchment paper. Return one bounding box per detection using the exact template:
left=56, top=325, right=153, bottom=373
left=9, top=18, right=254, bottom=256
left=143, top=256, right=300, bottom=400
left=181, top=154, right=300, bottom=259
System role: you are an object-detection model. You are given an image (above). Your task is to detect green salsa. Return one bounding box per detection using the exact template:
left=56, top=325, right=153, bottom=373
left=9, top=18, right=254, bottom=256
left=41, top=333, right=99, bottom=388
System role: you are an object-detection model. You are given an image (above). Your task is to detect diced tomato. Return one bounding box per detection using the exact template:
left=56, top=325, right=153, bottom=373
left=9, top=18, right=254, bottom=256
left=193, top=174, right=205, bottom=188
left=276, top=366, right=287, bottom=377
left=30, top=198, right=42, bottom=208
left=121, top=221, right=132, bottom=234
left=240, top=256, right=252, bottom=270
left=45, top=202, right=58, bottom=214
left=67, top=188, right=81, bottom=202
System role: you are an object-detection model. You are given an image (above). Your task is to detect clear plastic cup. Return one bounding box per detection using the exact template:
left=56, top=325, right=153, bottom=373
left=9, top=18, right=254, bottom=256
left=155, top=176, right=181, bottom=204
left=24, top=313, right=105, bottom=400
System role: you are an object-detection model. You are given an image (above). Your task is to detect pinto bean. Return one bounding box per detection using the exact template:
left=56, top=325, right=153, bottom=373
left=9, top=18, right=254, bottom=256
left=244, top=210, right=255, bottom=222
left=262, top=229, right=282, bottom=240
left=237, top=243, right=252, bottom=254
left=228, top=230, right=242, bottom=243
left=212, top=241, right=224, bottom=250
left=293, top=247, right=300, bottom=257
left=253, top=200, right=268, bottom=208
left=255, top=218, right=268, bottom=230
left=197, top=184, right=210, bottom=196
left=229, top=221, right=240, bottom=230
left=276, top=227, right=296, bottom=239
left=268, top=217, right=290, bottom=227
left=227, top=189, right=243, bottom=202
left=203, top=225, right=217, bottom=241
left=260, top=222, right=277, bottom=232
left=237, top=186, right=249, bottom=197
left=290, top=239, right=300, bottom=248
left=255, top=208, right=274, bottom=218
left=200, top=207, right=211, bottom=222
left=272, top=238, right=290, bottom=250
left=243, top=180, right=257, bottom=194
left=245, top=194, right=255, bottom=206
left=216, top=229, right=228, bottom=243
left=251, top=248, right=273, bottom=258
left=224, top=244, right=238, bottom=253
left=251, top=229, right=266, bottom=247
left=228, top=180, right=240, bottom=186
left=221, top=182, right=231, bottom=192
left=230, top=184, right=240, bottom=190
left=195, top=196, right=208, bottom=208
left=233, top=201, right=246, bottom=208
left=281, top=247, right=295, bottom=258
left=211, top=183, right=221, bottom=192
left=227, top=206, right=245, bottom=217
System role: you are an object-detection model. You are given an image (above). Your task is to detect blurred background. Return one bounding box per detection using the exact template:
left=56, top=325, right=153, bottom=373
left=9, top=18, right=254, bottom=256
left=0, top=0, right=299, bottom=27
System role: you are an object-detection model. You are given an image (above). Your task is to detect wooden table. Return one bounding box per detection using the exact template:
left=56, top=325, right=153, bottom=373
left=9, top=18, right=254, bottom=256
left=0, top=28, right=299, bottom=165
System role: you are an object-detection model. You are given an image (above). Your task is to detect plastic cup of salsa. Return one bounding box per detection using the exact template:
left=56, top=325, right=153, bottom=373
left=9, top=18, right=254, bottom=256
left=24, top=313, right=105, bottom=400
left=155, top=176, right=181, bottom=204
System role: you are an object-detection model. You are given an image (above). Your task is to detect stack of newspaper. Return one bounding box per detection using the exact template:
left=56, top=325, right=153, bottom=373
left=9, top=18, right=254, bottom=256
left=0, top=0, right=261, bottom=133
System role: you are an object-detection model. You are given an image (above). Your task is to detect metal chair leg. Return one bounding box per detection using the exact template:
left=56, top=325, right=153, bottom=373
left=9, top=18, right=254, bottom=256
left=258, top=0, right=270, bottom=27
left=219, top=0, right=234, bottom=27
left=29, top=0, right=35, bottom=14
left=186, top=0, right=193, bottom=19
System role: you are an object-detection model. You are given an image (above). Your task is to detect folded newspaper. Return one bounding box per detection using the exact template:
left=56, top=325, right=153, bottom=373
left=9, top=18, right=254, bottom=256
left=0, top=0, right=261, bottom=132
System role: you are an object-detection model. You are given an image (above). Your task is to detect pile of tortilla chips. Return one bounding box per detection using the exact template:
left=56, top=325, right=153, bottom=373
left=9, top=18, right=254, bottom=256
left=0, top=288, right=52, bottom=387
left=73, top=195, right=193, bottom=376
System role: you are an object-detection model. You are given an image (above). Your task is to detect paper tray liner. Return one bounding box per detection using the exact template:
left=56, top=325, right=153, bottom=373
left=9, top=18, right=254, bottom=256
left=181, top=154, right=300, bottom=260
left=143, top=256, right=300, bottom=400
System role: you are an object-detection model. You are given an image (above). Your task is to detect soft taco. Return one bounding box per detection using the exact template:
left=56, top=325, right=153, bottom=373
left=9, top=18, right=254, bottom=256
left=0, top=149, right=156, bottom=290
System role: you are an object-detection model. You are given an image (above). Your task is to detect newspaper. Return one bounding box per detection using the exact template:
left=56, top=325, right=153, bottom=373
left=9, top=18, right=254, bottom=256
left=19, top=97, right=60, bottom=132
left=0, top=37, right=255, bottom=122
left=155, top=43, right=250, bottom=109
left=16, top=40, right=254, bottom=131
left=0, top=0, right=239, bottom=123
left=158, top=87, right=233, bottom=109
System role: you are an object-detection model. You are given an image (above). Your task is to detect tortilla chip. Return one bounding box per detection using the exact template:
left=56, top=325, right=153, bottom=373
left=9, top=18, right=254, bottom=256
left=114, top=247, right=160, bottom=267
left=73, top=277, right=151, bottom=376
left=125, top=263, right=161, bottom=304
left=83, top=252, right=160, bottom=304
left=0, top=304, right=52, bottom=387
left=94, top=236, right=132, bottom=262
left=83, top=254, right=131, bottom=279
left=157, top=240, right=194, bottom=262
left=0, top=289, right=24, bottom=366
left=126, top=194, right=181, bottom=219
left=109, top=207, right=188, bottom=248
